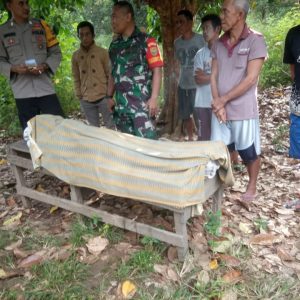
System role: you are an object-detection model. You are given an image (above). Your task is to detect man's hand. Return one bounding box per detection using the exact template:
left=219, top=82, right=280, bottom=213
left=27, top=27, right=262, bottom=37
left=107, top=97, right=115, bottom=113
left=11, top=64, right=29, bottom=74
left=146, top=97, right=158, bottom=117
left=28, top=64, right=48, bottom=75
left=215, top=107, right=227, bottom=123
left=212, top=96, right=227, bottom=113
left=195, top=68, right=205, bottom=85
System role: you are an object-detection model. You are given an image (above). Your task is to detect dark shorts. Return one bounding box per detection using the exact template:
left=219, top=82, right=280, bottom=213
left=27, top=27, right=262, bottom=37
left=15, top=94, right=64, bottom=130
left=178, top=87, right=196, bottom=120
left=194, top=107, right=212, bottom=141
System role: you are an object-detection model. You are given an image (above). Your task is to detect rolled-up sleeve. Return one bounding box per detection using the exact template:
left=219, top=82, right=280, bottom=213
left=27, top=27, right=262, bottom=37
left=45, top=44, right=61, bottom=74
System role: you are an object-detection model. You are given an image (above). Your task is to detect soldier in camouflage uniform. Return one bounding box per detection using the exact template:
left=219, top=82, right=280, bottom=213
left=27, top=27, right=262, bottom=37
left=108, top=1, right=163, bottom=139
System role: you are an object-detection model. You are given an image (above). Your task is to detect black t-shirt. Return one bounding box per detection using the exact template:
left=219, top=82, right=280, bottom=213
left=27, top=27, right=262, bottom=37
left=283, top=25, right=300, bottom=89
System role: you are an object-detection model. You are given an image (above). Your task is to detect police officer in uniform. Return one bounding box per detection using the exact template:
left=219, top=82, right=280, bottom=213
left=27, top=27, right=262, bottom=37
left=0, top=0, right=64, bottom=130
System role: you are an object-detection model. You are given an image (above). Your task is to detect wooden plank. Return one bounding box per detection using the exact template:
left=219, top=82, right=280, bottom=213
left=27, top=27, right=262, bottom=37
left=9, top=140, right=29, bottom=153
left=17, top=186, right=186, bottom=247
left=7, top=154, right=34, bottom=171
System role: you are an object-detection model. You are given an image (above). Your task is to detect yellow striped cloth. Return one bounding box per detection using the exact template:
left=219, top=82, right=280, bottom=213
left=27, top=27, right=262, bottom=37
left=28, top=115, right=233, bottom=208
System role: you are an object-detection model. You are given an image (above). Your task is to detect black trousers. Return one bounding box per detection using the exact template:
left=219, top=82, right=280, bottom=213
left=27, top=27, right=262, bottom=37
left=15, top=94, right=64, bottom=130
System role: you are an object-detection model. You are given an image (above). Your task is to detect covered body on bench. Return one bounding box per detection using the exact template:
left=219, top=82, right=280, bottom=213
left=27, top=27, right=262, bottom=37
left=8, top=115, right=233, bottom=260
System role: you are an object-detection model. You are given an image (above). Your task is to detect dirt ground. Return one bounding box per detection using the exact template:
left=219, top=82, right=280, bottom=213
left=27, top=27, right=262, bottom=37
left=0, top=87, right=300, bottom=299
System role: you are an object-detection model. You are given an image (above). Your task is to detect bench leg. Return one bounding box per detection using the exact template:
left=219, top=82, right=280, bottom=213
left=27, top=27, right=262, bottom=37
left=11, top=165, right=31, bottom=208
left=70, top=185, right=84, bottom=204
left=174, top=209, right=189, bottom=261
left=212, top=185, right=224, bottom=213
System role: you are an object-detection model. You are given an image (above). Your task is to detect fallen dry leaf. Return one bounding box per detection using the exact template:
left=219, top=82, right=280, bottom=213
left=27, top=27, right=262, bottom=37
left=50, top=206, right=59, bottom=214
left=221, top=290, right=238, bottom=300
left=18, top=250, right=47, bottom=268
left=222, top=269, right=242, bottom=283
left=0, top=158, right=7, bottom=165
left=209, top=259, right=219, bottom=270
left=283, top=261, right=300, bottom=272
left=121, top=280, right=137, bottom=299
left=197, top=270, right=210, bottom=285
left=249, top=234, right=282, bottom=246
left=0, top=268, right=7, bottom=279
left=35, top=183, right=46, bottom=193
left=217, top=254, right=241, bottom=267
left=0, top=268, right=24, bottom=280
left=6, top=196, right=16, bottom=207
left=13, top=248, right=30, bottom=259
left=5, top=239, right=22, bottom=251
left=86, top=236, right=109, bottom=255
left=239, top=222, right=252, bottom=234
left=275, top=208, right=295, bottom=215
left=277, top=247, right=294, bottom=262
left=3, top=212, right=22, bottom=226
left=154, top=264, right=180, bottom=282
left=167, top=246, right=178, bottom=262
left=211, top=239, right=232, bottom=253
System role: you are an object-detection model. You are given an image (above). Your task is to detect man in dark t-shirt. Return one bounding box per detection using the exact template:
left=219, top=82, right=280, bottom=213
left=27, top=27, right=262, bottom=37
left=283, top=25, right=300, bottom=159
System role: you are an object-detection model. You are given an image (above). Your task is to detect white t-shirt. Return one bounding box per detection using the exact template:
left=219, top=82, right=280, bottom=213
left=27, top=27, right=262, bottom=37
left=194, top=45, right=212, bottom=108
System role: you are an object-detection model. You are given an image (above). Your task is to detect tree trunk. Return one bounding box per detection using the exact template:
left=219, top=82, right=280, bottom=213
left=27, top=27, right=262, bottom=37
left=147, top=0, right=200, bottom=135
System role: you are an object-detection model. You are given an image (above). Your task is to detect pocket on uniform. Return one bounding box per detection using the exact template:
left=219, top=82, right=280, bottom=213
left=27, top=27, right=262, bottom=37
left=3, top=37, right=22, bottom=57
left=235, top=46, right=250, bottom=68
left=31, top=35, right=47, bottom=53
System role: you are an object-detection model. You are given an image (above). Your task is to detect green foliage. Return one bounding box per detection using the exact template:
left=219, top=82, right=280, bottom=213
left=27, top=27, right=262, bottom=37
left=254, top=218, right=268, bottom=233
left=248, top=5, right=300, bottom=88
left=146, top=6, right=161, bottom=43
left=204, top=210, right=222, bottom=237
left=194, top=279, right=224, bottom=299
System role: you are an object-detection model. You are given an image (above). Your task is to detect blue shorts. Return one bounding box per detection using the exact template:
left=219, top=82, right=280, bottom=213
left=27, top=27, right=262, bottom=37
left=290, top=113, right=300, bottom=159
left=211, top=114, right=261, bottom=163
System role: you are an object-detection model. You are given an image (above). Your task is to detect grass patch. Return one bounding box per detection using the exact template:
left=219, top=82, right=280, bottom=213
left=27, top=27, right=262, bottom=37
left=99, top=223, right=124, bottom=244
left=116, top=249, right=162, bottom=280
left=234, top=274, right=300, bottom=299
left=272, top=124, right=289, bottom=153
left=194, top=279, right=225, bottom=299
left=204, top=210, right=222, bottom=237
left=70, top=216, right=101, bottom=246
left=70, top=216, right=124, bottom=246
left=24, top=255, right=89, bottom=299
left=0, top=230, right=17, bottom=250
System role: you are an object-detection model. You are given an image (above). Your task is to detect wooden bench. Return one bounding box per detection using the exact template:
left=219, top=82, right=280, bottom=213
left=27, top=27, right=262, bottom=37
left=7, top=140, right=223, bottom=261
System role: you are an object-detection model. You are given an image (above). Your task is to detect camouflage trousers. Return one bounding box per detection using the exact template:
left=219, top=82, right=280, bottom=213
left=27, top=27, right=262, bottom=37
left=113, top=109, right=157, bottom=140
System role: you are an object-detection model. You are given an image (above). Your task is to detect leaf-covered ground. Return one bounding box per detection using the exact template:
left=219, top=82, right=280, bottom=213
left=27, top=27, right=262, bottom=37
left=0, top=87, right=299, bottom=299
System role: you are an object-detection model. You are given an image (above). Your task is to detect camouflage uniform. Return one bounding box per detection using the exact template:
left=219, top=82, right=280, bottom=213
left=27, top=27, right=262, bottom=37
left=109, top=27, right=163, bottom=139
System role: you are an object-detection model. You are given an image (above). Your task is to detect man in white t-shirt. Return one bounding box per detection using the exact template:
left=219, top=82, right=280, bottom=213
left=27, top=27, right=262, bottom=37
left=194, top=14, right=221, bottom=141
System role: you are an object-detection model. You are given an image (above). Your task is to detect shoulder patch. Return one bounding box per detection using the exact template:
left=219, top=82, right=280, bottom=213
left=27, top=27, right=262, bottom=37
left=40, top=19, right=59, bottom=48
